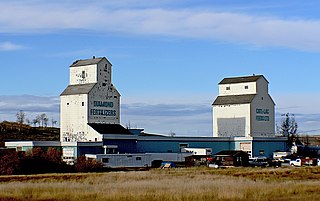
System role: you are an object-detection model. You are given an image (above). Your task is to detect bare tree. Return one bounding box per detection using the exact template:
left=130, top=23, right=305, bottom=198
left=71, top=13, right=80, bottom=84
left=25, top=118, right=31, bottom=126
left=43, top=116, right=49, bottom=127
left=51, top=118, right=57, bottom=127
left=35, top=115, right=41, bottom=127
left=16, top=110, right=26, bottom=124
left=32, top=118, right=38, bottom=127
left=16, top=110, right=26, bottom=132
left=39, top=113, right=47, bottom=127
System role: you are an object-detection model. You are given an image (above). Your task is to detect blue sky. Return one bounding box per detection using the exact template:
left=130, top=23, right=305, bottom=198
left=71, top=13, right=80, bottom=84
left=1, top=0, right=320, bottom=136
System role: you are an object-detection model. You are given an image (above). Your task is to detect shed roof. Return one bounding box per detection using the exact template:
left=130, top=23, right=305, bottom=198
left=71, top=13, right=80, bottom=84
left=219, top=75, right=267, bottom=85
left=212, top=94, right=256, bottom=106
left=60, top=83, right=96, bottom=96
left=70, top=57, right=107, bottom=67
left=215, top=150, right=248, bottom=156
left=88, top=123, right=132, bottom=135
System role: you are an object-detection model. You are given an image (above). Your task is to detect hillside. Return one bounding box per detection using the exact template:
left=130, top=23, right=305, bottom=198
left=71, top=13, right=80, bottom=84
left=0, top=121, right=59, bottom=147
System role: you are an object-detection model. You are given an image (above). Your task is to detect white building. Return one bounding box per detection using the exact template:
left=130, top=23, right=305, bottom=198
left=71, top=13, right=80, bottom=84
left=60, top=57, right=120, bottom=142
left=212, top=75, right=275, bottom=137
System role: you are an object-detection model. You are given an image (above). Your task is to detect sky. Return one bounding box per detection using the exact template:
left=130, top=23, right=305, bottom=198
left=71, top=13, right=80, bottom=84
left=1, top=0, right=320, bottom=136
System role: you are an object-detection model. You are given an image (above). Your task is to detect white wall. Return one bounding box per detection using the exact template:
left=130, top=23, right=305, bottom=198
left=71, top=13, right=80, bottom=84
left=61, top=94, right=87, bottom=141
left=69, top=64, right=97, bottom=85
left=213, top=104, right=251, bottom=137
left=219, top=82, right=256, bottom=96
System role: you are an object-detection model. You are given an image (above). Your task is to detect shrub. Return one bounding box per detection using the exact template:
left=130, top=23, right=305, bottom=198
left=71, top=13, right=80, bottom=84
left=21, top=147, right=73, bottom=174
left=0, top=147, right=72, bottom=175
left=46, top=147, right=62, bottom=163
left=0, top=150, right=20, bottom=175
left=74, top=156, right=103, bottom=172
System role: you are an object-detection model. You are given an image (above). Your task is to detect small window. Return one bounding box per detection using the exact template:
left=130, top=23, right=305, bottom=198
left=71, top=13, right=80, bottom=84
left=67, top=103, right=69, bottom=106
left=102, top=158, right=109, bottom=163
left=259, top=150, right=265, bottom=155
left=82, top=102, right=84, bottom=106
left=136, top=157, right=142, bottom=161
left=226, top=87, right=230, bottom=90
left=114, top=96, right=117, bottom=98
left=102, top=83, right=106, bottom=86
left=261, top=97, right=264, bottom=100
left=245, top=86, right=248, bottom=89
left=81, top=71, right=86, bottom=78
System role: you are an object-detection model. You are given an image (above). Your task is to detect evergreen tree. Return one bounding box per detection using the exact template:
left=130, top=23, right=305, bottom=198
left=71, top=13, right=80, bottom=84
left=279, top=113, right=298, bottom=137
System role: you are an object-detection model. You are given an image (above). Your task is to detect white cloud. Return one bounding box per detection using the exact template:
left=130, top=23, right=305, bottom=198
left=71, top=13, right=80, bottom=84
left=0, top=95, right=60, bottom=125
left=274, top=93, right=320, bottom=114
left=274, top=93, right=320, bottom=135
left=1, top=93, right=320, bottom=136
left=1, top=2, right=320, bottom=51
left=0, top=94, right=213, bottom=136
left=121, top=102, right=212, bottom=136
left=0, top=42, right=25, bottom=51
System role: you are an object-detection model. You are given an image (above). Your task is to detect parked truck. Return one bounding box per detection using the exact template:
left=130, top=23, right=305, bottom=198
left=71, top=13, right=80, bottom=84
left=290, top=158, right=315, bottom=167
left=183, top=148, right=212, bottom=156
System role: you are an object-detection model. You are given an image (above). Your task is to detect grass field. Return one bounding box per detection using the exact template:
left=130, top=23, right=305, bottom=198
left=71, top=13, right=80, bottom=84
left=0, top=167, right=319, bottom=201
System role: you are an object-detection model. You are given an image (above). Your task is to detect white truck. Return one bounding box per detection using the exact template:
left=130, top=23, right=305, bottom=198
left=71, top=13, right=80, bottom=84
left=290, top=158, right=314, bottom=167
left=290, top=159, right=302, bottom=167
left=183, top=148, right=212, bottom=156
left=273, top=152, right=290, bottom=161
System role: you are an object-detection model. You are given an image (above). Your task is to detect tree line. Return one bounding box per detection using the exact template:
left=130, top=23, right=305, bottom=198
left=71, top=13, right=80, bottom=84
left=16, top=110, right=57, bottom=128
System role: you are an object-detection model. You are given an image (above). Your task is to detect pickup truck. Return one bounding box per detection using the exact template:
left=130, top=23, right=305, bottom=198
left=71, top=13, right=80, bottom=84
left=290, top=159, right=302, bottom=167
left=290, top=158, right=314, bottom=167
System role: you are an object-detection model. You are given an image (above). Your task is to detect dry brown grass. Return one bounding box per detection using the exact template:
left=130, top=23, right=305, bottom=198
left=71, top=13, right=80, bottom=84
left=0, top=167, right=319, bottom=201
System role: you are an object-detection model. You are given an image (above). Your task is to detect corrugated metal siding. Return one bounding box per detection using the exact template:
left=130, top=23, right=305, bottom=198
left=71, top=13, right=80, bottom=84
left=103, top=139, right=137, bottom=153
left=252, top=141, right=287, bottom=158
left=137, top=141, right=179, bottom=153
left=137, top=140, right=233, bottom=155
left=78, top=146, right=103, bottom=156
